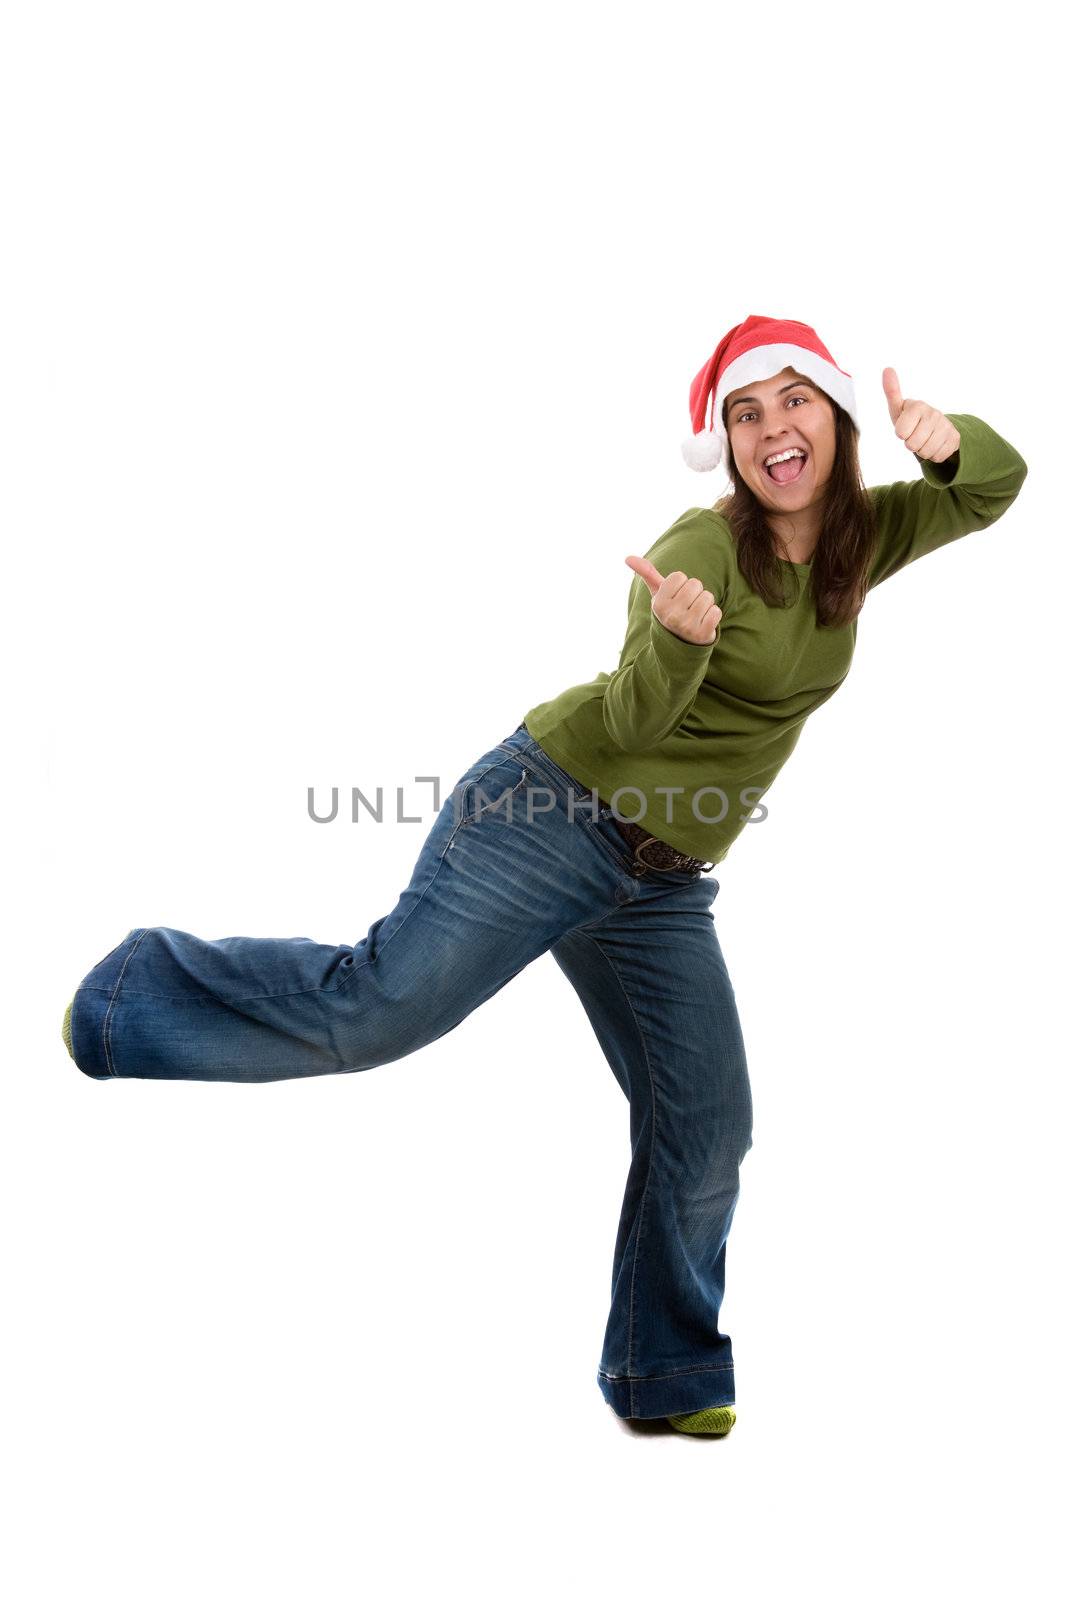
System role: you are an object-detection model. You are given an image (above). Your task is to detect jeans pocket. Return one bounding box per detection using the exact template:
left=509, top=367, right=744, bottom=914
left=455, top=752, right=532, bottom=829
left=519, top=736, right=594, bottom=803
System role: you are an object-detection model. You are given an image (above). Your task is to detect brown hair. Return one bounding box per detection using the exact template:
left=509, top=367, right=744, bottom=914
left=711, top=395, right=879, bottom=628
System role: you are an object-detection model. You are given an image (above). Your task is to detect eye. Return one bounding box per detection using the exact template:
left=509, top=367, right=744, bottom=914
left=734, top=394, right=808, bottom=426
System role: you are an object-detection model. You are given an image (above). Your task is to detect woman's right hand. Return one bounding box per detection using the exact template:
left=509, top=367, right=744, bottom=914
left=624, top=555, right=722, bottom=646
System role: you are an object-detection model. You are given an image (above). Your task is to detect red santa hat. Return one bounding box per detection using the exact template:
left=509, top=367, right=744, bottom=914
left=681, top=314, right=860, bottom=471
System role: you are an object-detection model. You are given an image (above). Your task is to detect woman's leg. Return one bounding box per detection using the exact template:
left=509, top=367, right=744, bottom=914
left=550, top=872, right=754, bottom=1420
left=68, top=726, right=621, bottom=1082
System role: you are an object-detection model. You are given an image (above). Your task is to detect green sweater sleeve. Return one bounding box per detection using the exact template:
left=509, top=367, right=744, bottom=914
left=866, top=413, right=1028, bottom=588
left=603, top=513, right=726, bottom=754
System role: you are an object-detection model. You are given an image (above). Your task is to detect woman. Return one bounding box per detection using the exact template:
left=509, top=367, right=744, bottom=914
left=62, top=314, right=1028, bottom=1437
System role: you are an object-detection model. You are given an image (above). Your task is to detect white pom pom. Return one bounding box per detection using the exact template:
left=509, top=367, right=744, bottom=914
left=680, top=429, right=723, bottom=471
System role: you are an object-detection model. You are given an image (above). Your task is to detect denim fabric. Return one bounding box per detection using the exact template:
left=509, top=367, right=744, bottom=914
left=68, top=722, right=754, bottom=1420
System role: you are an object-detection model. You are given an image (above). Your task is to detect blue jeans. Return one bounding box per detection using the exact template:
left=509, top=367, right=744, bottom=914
left=68, top=722, right=754, bottom=1420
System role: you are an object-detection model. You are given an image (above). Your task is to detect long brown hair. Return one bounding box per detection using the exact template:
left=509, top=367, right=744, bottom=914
left=711, top=396, right=879, bottom=628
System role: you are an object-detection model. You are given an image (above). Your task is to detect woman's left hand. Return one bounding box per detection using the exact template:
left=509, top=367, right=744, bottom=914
left=882, top=368, right=961, bottom=464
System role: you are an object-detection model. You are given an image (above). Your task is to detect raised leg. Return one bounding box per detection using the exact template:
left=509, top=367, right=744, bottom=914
left=69, top=732, right=618, bottom=1082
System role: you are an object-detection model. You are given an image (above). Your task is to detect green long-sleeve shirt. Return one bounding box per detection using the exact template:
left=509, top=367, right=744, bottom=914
left=522, top=414, right=1028, bottom=864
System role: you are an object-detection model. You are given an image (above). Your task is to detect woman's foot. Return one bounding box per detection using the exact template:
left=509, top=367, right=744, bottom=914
left=62, top=998, right=75, bottom=1060
left=667, top=1405, right=736, bottom=1435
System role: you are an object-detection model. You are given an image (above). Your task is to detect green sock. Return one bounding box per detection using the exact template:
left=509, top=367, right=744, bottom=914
left=667, top=1405, right=736, bottom=1435
left=62, top=998, right=75, bottom=1061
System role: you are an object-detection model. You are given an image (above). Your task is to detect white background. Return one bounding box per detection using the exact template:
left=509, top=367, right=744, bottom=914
left=3, top=1, right=1062, bottom=1595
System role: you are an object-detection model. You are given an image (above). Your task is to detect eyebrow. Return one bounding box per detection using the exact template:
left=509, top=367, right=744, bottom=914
left=726, top=380, right=815, bottom=417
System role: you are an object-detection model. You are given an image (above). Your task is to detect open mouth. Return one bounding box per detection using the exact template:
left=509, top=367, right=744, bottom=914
left=763, top=451, right=808, bottom=485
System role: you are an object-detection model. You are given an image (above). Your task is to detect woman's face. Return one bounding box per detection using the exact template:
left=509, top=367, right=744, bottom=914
left=723, top=366, right=837, bottom=515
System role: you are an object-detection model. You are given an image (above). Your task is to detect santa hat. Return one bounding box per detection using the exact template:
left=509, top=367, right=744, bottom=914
left=681, top=314, right=860, bottom=471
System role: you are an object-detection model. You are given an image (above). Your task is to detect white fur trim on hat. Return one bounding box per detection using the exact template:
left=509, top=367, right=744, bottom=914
left=680, top=430, right=724, bottom=471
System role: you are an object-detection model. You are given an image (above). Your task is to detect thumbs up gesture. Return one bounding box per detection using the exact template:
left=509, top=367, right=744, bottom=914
left=882, top=368, right=961, bottom=463
left=625, top=555, right=722, bottom=646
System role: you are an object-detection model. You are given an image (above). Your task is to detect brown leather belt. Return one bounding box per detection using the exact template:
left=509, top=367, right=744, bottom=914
left=610, top=816, right=713, bottom=876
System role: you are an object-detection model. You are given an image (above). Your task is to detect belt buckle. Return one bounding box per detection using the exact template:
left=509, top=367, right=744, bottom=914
left=634, top=835, right=706, bottom=876
left=633, top=835, right=678, bottom=874
left=619, top=834, right=649, bottom=877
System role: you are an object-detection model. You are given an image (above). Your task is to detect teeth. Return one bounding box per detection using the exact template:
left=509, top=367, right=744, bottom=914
left=765, top=448, right=805, bottom=467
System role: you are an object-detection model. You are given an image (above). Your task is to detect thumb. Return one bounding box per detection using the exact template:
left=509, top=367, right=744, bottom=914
left=882, top=366, right=904, bottom=421
left=625, top=554, right=662, bottom=595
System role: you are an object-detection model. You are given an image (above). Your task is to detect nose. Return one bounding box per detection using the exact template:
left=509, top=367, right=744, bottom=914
left=761, top=416, right=797, bottom=451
